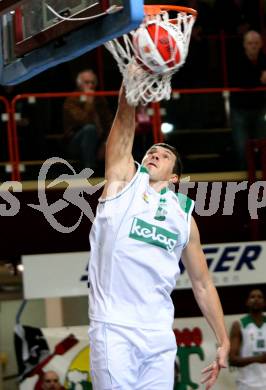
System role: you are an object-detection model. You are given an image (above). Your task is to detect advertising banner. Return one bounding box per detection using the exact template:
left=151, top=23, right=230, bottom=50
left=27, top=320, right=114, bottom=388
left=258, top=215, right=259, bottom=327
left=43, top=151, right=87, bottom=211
left=22, top=252, right=89, bottom=299
left=22, top=241, right=266, bottom=299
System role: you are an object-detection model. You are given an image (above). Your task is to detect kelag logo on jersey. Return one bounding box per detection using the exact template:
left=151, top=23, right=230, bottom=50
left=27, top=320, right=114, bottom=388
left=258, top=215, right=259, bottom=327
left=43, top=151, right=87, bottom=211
left=129, top=217, right=179, bottom=252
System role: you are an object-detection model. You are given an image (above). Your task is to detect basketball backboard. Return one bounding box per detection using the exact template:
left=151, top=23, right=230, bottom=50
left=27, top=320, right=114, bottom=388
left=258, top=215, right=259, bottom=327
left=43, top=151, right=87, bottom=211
left=0, top=0, right=144, bottom=84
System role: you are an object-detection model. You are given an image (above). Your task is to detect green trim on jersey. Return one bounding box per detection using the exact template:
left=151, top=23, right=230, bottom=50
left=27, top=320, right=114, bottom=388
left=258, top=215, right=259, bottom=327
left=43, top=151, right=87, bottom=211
left=241, top=314, right=266, bottom=329
left=176, top=193, right=193, bottom=214
left=140, top=165, right=149, bottom=174
left=160, top=187, right=169, bottom=195
left=241, top=315, right=254, bottom=328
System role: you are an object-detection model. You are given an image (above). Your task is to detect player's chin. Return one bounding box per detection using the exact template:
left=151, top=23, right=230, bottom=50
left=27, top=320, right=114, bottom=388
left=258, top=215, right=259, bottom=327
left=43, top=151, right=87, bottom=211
left=148, top=171, right=160, bottom=182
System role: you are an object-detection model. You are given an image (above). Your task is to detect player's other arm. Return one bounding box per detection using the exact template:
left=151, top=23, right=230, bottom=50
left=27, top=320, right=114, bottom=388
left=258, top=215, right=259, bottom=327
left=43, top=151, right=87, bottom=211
left=229, top=321, right=266, bottom=366
left=182, top=217, right=230, bottom=389
left=102, top=86, right=136, bottom=198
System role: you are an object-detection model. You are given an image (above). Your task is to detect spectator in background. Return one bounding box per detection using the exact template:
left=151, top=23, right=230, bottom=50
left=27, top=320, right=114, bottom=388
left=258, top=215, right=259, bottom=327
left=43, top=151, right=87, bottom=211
left=228, top=30, right=266, bottom=169
left=40, top=370, right=64, bottom=390
left=229, top=289, right=266, bottom=390
left=63, top=69, right=113, bottom=173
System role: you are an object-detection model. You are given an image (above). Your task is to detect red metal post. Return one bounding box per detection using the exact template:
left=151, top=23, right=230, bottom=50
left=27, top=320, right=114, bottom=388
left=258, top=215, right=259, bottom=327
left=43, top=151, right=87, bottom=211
left=10, top=99, right=21, bottom=181
left=0, top=97, right=16, bottom=180
left=151, top=102, right=164, bottom=144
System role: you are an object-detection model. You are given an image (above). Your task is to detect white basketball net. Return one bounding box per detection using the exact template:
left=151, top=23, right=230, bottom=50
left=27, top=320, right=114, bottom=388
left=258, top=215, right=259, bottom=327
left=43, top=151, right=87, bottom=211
left=105, top=9, right=196, bottom=106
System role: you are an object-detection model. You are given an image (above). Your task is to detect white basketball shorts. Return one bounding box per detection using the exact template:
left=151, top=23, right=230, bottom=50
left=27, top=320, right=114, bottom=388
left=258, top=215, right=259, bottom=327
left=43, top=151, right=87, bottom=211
left=88, top=320, right=177, bottom=390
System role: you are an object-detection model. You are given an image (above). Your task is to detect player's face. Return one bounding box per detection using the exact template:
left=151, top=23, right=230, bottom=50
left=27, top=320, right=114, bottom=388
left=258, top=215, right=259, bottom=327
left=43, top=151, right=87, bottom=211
left=246, top=289, right=265, bottom=312
left=142, top=146, right=178, bottom=183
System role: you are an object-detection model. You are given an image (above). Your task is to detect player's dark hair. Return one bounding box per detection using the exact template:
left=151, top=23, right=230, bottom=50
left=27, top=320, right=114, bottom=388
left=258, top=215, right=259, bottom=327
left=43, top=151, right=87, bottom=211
left=247, top=288, right=265, bottom=300
left=153, top=143, right=182, bottom=176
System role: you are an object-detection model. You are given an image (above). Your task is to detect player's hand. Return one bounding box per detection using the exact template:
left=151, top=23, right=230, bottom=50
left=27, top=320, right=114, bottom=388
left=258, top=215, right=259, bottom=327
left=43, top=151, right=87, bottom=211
left=201, top=345, right=228, bottom=389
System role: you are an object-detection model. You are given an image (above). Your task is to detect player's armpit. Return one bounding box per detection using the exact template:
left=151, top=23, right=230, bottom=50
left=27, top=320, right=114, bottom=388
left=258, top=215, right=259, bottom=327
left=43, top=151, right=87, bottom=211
left=101, top=157, right=136, bottom=199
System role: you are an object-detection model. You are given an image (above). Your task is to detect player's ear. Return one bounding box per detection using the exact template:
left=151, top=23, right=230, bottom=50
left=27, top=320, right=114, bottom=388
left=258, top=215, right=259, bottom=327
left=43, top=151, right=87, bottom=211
left=169, top=174, right=179, bottom=184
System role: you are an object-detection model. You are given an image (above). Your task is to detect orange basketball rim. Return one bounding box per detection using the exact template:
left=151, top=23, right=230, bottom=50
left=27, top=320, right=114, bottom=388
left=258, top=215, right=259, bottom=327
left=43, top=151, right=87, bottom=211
left=144, top=5, right=198, bottom=22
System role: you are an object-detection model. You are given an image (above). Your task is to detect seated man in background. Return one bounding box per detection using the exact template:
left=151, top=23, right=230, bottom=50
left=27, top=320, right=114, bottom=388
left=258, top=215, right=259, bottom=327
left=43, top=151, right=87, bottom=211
left=40, top=370, right=64, bottom=390
left=63, top=69, right=113, bottom=172
left=229, top=30, right=266, bottom=169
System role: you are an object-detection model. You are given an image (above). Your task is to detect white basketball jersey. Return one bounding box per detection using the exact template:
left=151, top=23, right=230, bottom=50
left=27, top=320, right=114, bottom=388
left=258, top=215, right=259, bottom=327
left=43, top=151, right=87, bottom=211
left=88, top=164, right=194, bottom=330
left=236, top=315, right=266, bottom=389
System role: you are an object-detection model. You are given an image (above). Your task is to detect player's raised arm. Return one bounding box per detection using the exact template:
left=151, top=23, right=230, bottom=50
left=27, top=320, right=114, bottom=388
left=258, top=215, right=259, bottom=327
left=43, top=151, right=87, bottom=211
left=104, top=85, right=136, bottom=187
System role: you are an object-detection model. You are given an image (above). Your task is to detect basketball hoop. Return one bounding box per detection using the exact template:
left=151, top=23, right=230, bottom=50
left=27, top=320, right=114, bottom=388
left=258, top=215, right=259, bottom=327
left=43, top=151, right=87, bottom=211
left=105, top=5, right=197, bottom=106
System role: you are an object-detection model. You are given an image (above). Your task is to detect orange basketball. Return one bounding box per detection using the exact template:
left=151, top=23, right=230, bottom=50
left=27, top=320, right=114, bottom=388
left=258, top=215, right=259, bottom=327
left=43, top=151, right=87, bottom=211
left=133, top=21, right=183, bottom=74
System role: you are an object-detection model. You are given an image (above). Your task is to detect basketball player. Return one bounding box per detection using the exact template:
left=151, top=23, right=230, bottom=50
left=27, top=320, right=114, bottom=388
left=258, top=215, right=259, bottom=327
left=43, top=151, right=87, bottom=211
left=229, top=289, right=266, bottom=390
left=88, top=86, right=229, bottom=389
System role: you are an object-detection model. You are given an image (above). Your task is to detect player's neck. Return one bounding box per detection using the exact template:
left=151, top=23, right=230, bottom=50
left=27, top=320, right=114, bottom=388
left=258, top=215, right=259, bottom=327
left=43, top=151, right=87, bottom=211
left=250, top=311, right=264, bottom=326
left=149, top=180, right=169, bottom=193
